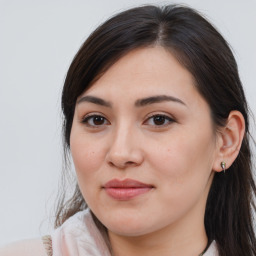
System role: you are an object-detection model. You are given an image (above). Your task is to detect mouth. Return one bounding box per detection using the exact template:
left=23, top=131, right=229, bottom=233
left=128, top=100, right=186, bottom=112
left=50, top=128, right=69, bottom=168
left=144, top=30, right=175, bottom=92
left=103, top=179, right=154, bottom=200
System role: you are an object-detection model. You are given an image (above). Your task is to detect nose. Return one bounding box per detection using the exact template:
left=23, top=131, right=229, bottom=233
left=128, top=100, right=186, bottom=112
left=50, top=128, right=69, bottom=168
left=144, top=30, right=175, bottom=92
left=106, top=124, right=144, bottom=169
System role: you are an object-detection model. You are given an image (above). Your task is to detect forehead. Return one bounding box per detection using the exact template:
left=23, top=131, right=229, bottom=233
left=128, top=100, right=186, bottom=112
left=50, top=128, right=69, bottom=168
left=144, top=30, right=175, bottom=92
left=80, top=47, right=205, bottom=109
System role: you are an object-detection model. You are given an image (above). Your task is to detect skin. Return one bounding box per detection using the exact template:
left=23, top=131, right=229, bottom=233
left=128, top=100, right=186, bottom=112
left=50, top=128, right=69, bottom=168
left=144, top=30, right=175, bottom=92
left=70, top=46, right=225, bottom=255
left=0, top=47, right=245, bottom=256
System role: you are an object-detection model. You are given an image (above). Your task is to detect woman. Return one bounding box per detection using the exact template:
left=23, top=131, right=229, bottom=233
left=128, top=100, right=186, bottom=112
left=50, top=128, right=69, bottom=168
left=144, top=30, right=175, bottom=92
left=1, top=4, right=255, bottom=256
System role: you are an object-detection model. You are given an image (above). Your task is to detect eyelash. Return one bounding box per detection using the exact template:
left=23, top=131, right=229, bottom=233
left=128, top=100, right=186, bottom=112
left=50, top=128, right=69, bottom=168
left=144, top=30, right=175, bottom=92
left=81, top=114, right=110, bottom=128
left=143, top=114, right=175, bottom=127
left=81, top=113, right=175, bottom=128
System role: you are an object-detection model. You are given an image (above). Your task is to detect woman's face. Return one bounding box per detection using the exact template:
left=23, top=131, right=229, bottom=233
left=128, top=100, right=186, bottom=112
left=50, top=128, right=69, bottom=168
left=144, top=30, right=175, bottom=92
left=70, top=47, right=219, bottom=237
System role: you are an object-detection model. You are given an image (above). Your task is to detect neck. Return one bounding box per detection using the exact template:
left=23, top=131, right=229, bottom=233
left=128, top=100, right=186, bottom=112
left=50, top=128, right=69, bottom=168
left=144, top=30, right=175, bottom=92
left=108, top=213, right=208, bottom=256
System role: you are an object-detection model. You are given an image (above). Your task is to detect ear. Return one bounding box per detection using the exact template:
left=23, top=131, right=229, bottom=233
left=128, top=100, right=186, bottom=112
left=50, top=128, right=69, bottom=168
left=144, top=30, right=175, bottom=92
left=213, top=110, right=245, bottom=172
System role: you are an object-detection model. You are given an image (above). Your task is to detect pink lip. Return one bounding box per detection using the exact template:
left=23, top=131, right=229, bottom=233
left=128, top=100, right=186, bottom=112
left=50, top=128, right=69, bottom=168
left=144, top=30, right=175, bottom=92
left=103, top=179, right=154, bottom=200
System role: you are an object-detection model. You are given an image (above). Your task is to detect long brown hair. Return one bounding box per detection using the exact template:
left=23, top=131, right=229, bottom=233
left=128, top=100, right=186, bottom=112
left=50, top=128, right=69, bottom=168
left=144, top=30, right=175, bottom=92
left=56, top=5, right=256, bottom=255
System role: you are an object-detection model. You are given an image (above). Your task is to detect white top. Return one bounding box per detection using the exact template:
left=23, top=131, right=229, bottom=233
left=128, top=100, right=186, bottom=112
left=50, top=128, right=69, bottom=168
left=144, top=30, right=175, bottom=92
left=52, top=209, right=219, bottom=256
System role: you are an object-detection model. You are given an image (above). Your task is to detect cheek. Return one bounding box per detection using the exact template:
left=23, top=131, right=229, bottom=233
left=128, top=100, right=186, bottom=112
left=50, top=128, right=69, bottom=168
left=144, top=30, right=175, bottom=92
left=148, top=133, right=215, bottom=216
left=150, top=129, right=215, bottom=186
left=72, top=145, right=99, bottom=172
left=70, top=135, right=106, bottom=208
left=70, top=131, right=105, bottom=180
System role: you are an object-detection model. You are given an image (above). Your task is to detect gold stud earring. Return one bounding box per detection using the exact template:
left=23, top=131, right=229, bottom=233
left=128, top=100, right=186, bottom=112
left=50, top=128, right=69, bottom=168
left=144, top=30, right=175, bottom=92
left=220, top=161, right=226, bottom=173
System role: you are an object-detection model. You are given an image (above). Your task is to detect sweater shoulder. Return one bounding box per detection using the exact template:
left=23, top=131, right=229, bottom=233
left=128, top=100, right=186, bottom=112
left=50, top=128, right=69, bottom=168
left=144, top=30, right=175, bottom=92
left=0, top=238, right=47, bottom=256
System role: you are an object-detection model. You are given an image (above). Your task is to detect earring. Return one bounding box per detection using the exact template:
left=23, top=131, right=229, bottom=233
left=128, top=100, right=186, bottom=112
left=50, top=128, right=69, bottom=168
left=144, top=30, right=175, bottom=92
left=220, top=161, right=226, bottom=173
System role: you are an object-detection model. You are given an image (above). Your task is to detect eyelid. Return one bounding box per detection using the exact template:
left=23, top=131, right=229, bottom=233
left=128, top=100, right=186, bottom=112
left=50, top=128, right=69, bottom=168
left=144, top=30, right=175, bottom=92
left=79, top=111, right=176, bottom=129
left=143, top=112, right=176, bottom=127
left=80, top=112, right=110, bottom=128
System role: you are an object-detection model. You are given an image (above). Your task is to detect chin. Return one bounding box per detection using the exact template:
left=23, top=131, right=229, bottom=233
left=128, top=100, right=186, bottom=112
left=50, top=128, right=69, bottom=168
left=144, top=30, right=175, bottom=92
left=100, top=214, right=159, bottom=237
left=108, top=225, right=151, bottom=237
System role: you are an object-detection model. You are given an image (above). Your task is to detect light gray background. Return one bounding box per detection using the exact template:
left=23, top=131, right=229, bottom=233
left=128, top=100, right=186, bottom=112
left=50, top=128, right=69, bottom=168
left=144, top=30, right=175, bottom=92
left=0, top=0, right=255, bottom=245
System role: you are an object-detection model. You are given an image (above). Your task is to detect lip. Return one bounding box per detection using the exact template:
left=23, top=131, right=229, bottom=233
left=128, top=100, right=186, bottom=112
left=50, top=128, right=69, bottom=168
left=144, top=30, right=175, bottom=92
left=103, top=179, right=154, bottom=200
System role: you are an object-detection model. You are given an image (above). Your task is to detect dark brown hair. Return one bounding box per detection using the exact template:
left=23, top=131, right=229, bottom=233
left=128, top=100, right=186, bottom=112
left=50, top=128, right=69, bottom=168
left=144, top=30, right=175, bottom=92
left=56, top=5, right=256, bottom=255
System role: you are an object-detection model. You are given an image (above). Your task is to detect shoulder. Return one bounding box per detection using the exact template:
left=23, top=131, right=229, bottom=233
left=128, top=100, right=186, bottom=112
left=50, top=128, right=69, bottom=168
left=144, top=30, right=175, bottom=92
left=0, top=238, right=47, bottom=256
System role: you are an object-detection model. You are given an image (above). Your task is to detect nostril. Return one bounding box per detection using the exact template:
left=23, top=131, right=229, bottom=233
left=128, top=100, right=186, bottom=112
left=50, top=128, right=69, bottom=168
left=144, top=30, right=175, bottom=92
left=106, top=147, right=144, bottom=169
left=107, top=160, right=137, bottom=169
left=109, top=162, right=115, bottom=167
left=126, top=161, right=136, bottom=165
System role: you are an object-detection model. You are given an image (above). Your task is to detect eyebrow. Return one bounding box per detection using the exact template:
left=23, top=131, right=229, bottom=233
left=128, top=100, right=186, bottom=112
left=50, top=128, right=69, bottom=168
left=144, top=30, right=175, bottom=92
left=135, top=95, right=187, bottom=107
left=77, top=95, right=112, bottom=107
left=77, top=95, right=187, bottom=108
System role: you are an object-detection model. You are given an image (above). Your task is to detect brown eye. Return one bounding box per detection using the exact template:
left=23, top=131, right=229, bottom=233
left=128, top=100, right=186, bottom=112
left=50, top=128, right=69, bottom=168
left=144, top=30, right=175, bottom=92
left=144, top=114, right=175, bottom=127
left=82, top=115, right=109, bottom=127
left=92, top=116, right=105, bottom=125
left=153, top=115, right=166, bottom=125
